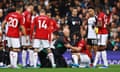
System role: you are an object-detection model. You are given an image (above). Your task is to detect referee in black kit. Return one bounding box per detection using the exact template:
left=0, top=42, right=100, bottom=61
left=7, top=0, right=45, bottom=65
left=67, top=7, right=82, bottom=39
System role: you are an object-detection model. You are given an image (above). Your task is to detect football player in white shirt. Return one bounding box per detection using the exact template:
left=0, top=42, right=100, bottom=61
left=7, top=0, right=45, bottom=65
left=87, top=7, right=98, bottom=64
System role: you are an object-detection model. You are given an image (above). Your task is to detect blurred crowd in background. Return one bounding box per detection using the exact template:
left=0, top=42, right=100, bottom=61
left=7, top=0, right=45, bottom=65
left=0, top=0, right=120, bottom=51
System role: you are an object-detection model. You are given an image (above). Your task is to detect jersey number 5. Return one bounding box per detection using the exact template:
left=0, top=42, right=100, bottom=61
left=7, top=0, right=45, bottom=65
left=38, top=20, right=47, bottom=29
left=8, top=17, right=18, bottom=28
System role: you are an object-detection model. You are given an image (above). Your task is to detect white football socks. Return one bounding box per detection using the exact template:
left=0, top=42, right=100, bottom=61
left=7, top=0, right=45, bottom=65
left=72, top=55, right=78, bottom=64
left=10, top=51, right=18, bottom=67
left=13, top=52, right=18, bottom=68
left=22, top=50, right=27, bottom=66
left=48, top=53, right=56, bottom=67
left=33, top=52, right=38, bottom=68
left=101, top=50, right=108, bottom=66
left=93, top=51, right=108, bottom=67
left=93, top=51, right=100, bottom=66
left=10, top=51, right=14, bottom=66
left=28, top=49, right=34, bottom=66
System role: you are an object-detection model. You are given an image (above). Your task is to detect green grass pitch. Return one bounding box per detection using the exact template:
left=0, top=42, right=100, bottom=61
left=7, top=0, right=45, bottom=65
left=0, top=65, right=120, bottom=72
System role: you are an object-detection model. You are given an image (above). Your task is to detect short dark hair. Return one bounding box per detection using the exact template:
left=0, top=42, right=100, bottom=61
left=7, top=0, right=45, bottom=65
left=16, top=5, right=23, bottom=10
left=73, top=7, right=77, bottom=10
left=88, top=6, right=95, bottom=10
left=60, top=24, right=69, bottom=31
left=97, top=5, right=103, bottom=11
left=46, top=11, right=51, bottom=14
left=53, top=31, right=60, bottom=36
left=40, top=9, right=46, bottom=13
left=27, top=3, right=33, bottom=7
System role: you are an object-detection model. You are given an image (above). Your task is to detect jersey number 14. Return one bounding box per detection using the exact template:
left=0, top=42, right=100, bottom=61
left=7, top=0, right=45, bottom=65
left=38, top=20, right=47, bottom=29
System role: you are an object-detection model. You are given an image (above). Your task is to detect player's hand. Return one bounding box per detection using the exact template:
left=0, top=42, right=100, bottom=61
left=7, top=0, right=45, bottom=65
left=25, top=36, right=29, bottom=43
left=0, top=37, right=2, bottom=43
left=30, top=35, right=33, bottom=43
left=65, top=43, right=72, bottom=48
left=0, top=30, right=2, bottom=36
left=30, top=32, right=35, bottom=41
left=0, top=30, right=3, bottom=42
left=113, top=47, right=118, bottom=51
left=97, top=23, right=102, bottom=28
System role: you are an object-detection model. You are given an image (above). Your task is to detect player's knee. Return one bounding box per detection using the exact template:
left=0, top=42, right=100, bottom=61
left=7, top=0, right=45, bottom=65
left=98, top=45, right=106, bottom=51
left=72, top=54, right=79, bottom=60
left=21, top=46, right=28, bottom=50
left=98, top=48, right=106, bottom=51
left=12, top=48, right=19, bottom=52
left=80, top=55, right=90, bottom=64
left=23, top=48, right=27, bottom=50
left=29, top=48, right=34, bottom=50
left=0, top=47, right=3, bottom=50
left=48, top=52, right=53, bottom=57
left=0, top=41, right=3, bottom=47
left=34, top=48, right=39, bottom=52
left=47, top=48, right=52, bottom=53
left=17, top=49, right=21, bottom=52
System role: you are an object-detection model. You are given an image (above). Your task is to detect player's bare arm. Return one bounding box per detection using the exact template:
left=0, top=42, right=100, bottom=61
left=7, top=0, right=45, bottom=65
left=21, top=25, right=28, bottom=42
left=1, top=20, right=7, bottom=34
left=1, top=20, right=6, bottom=29
left=70, top=46, right=82, bottom=52
left=65, top=43, right=82, bottom=51
left=97, top=20, right=102, bottom=28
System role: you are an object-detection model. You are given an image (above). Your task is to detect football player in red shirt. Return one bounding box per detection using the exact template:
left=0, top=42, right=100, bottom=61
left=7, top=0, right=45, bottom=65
left=2, top=5, right=27, bottom=68
left=31, top=9, right=55, bottom=68
left=46, top=11, right=59, bottom=68
left=93, top=6, right=109, bottom=68
left=21, top=3, right=34, bottom=67
left=46, top=11, right=59, bottom=43
left=70, top=30, right=91, bottom=68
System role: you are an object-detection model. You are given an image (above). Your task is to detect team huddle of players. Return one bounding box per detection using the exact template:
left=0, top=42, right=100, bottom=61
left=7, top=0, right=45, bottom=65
left=0, top=3, right=110, bottom=68
left=1, top=4, right=58, bottom=68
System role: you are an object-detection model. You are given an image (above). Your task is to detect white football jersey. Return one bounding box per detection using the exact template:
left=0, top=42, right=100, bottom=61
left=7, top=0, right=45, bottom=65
left=87, top=16, right=97, bottom=39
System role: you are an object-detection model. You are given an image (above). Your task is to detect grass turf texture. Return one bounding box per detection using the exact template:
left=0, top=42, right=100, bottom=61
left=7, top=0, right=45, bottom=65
left=0, top=65, right=120, bottom=72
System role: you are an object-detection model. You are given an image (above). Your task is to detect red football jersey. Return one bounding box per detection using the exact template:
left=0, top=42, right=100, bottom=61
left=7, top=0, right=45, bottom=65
left=5, top=12, right=24, bottom=38
left=48, top=18, right=58, bottom=33
left=98, top=12, right=108, bottom=34
left=32, top=15, right=50, bottom=40
left=77, top=39, right=91, bottom=57
left=77, top=39, right=86, bottom=53
left=22, top=10, right=31, bottom=35
left=48, top=18, right=59, bottom=42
